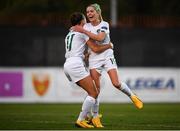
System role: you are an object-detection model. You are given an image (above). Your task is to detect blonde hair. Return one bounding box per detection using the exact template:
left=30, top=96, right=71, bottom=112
left=88, top=3, right=103, bottom=22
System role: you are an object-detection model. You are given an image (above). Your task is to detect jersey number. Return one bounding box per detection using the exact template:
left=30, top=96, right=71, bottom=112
left=66, top=34, right=75, bottom=51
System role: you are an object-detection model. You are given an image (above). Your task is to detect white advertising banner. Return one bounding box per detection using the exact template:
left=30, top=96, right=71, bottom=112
left=0, top=67, right=180, bottom=103
left=0, top=68, right=57, bottom=103
left=100, top=68, right=179, bottom=103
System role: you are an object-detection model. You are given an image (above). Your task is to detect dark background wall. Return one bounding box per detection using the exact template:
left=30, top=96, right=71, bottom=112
left=111, top=28, right=180, bottom=67
left=0, top=0, right=179, bottom=67
left=0, top=27, right=179, bottom=67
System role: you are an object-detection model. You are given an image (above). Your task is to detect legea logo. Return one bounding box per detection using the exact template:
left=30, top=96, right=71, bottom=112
left=32, top=73, right=50, bottom=96
left=126, top=77, right=175, bottom=90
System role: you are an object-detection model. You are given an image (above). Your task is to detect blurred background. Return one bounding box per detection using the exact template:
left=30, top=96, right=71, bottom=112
left=0, top=0, right=179, bottom=67
left=0, top=0, right=180, bottom=103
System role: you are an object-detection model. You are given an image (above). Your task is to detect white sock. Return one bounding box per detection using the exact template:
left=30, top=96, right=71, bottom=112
left=77, top=95, right=95, bottom=121
left=92, top=96, right=100, bottom=118
left=120, top=82, right=134, bottom=97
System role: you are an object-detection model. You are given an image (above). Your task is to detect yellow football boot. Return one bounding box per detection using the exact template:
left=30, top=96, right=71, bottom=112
left=92, top=116, right=104, bottom=128
left=131, top=95, right=143, bottom=109
left=75, top=120, right=94, bottom=128
left=86, top=113, right=102, bottom=123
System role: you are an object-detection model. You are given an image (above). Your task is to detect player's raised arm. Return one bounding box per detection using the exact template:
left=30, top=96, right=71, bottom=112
left=86, top=39, right=112, bottom=53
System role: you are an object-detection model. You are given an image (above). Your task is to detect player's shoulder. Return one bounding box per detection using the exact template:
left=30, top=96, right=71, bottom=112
left=74, top=31, right=88, bottom=39
left=68, top=30, right=78, bottom=35
left=83, top=23, right=91, bottom=29
left=67, top=31, right=84, bottom=38
left=101, top=21, right=109, bottom=26
left=100, top=21, right=109, bottom=31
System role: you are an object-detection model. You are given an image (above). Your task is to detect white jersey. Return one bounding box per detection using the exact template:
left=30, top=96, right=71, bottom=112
left=84, top=21, right=114, bottom=62
left=64, top=30, right=90, bottom=83
left=65, top=30, right=89, bottom=59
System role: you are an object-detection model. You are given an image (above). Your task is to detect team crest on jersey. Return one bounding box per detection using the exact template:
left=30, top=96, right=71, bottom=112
left=32, top=73, right=50, bottom=96
left=97, top=29, right=101, bottom=33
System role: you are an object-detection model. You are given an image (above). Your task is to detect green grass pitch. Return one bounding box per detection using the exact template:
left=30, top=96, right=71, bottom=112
left=0, top=103, right=180, bottom=130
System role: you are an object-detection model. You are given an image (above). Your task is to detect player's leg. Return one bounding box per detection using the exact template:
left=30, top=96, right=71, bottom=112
left=64, top=60, right=98, bottom=128
left=90, top=69, right=101, bottom=118
left=75, top=75, right=98, bottom=128
left=104, top=57, right=133, bottom=96
left=77, top=75, right=98, bottom=98
left=107, top=68, right=133, bottom=96
left=107, top=68, right=143, bottom=109
left=89, top=69, right=104, bottom=128
left=104, top=57, right=143, bottom=109
left=90, top=69, right=101, bottom=94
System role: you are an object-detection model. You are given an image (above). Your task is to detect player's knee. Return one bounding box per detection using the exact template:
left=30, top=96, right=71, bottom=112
left=112, top=82, right=121, bottom=89
left=89, top=90, right=98, bottom=99
left=90, top=93, right=98, bottom=99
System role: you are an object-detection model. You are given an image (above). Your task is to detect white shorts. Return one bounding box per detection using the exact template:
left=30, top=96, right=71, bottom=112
left=64, top=57, right=90, bottom=83
left=89, top=57, right=117, bottom=73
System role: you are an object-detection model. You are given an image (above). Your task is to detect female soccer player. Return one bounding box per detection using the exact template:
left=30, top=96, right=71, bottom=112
left=72, top=3, right=143, bottom=127
left=64, top=12, right=113, bottom=128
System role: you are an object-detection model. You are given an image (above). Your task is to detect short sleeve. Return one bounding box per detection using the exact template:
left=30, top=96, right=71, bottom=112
left=100, top=22, right=109, bottom=34
left=83, top=23, right=91, bottom=31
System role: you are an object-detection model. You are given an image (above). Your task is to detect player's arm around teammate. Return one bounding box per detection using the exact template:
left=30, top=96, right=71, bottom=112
left=73, top=4, right=143, bottom=110
left=72, top=25, right=105, bottom=42
left=86, top=39, right=113, bottom=53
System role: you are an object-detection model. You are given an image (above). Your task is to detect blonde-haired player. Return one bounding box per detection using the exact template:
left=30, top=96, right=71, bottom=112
left=72, top=3, right=143, bottom=128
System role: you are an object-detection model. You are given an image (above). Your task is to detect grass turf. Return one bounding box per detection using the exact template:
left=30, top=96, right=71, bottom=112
left=0, top=103, right=180, bottom=130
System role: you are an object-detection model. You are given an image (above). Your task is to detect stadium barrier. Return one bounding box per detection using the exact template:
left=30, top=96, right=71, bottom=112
left=0, top=67, right=179, bottom=103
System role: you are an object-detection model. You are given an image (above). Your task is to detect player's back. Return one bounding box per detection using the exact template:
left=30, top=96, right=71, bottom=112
left=65, top=30, right=89, bottom=59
